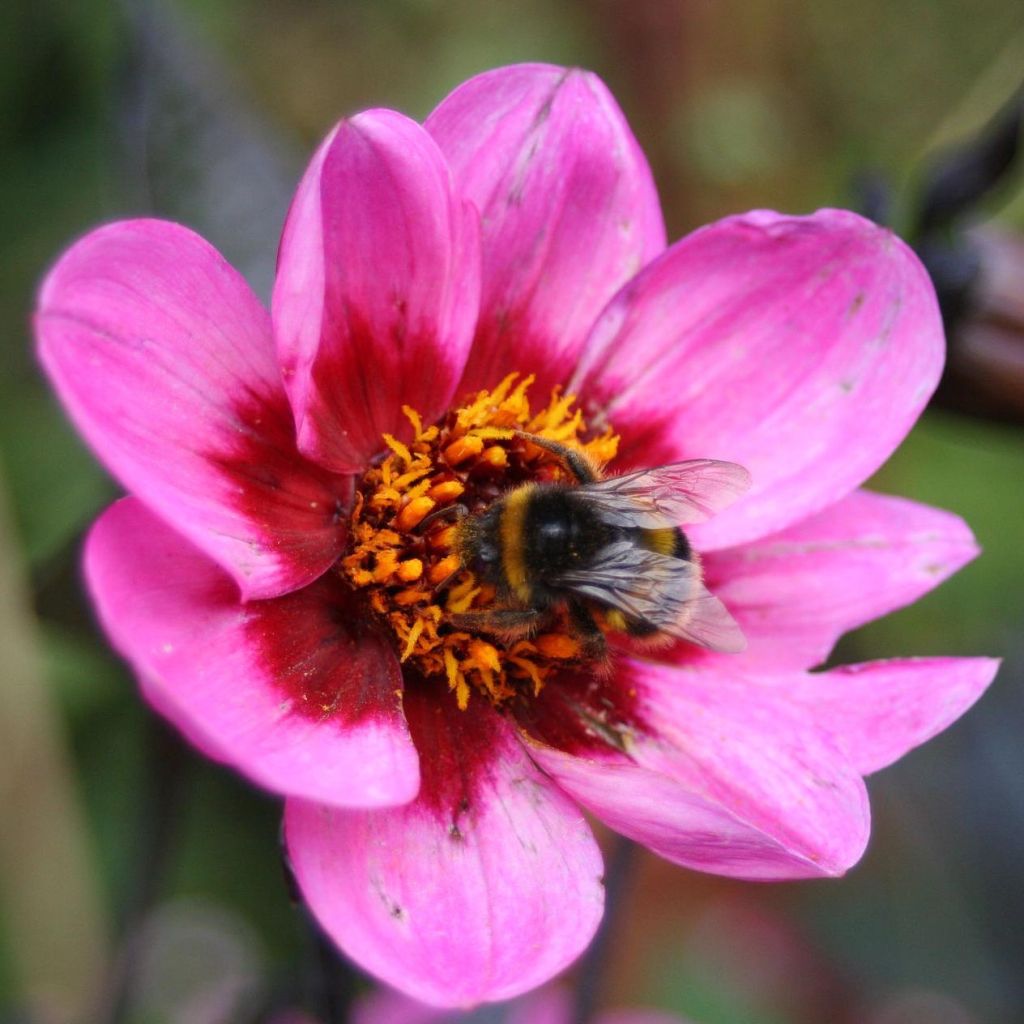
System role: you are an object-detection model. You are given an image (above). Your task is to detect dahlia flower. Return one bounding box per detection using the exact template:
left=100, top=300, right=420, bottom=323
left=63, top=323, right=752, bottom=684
left=36, top=63, right=995, bottom=1008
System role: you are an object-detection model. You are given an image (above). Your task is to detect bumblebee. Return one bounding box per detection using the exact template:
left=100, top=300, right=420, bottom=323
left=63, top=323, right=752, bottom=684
left=451, top=433, right=750, bottom=657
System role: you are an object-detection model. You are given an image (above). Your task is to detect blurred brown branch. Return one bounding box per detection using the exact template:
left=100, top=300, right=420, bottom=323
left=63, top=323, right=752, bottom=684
left=0, top=466, right=109, bottom=1023
left=934, top=228, right=1024, bottom=426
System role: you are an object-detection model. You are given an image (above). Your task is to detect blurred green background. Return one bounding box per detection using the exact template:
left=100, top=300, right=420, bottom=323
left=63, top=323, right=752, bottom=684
left=1, top=1, right=1023, bottom=1022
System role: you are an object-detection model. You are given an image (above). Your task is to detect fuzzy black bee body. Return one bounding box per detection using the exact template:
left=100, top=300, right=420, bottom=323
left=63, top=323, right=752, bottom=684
left=452, top=434, right=748, bottom=656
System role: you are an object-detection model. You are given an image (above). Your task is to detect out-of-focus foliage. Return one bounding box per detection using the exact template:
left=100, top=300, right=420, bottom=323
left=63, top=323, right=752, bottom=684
left=1, top=1, right=1022, bottom=1022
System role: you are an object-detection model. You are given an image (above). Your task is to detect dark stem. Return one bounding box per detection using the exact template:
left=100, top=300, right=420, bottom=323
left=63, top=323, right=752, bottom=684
left=308, top=916, right=359, bottom=1024
left=93, top=713, right=190, bottom=1024
left=571, top=834, right=638, bottom=1024
left=280, top=837, right=360, bottom=1023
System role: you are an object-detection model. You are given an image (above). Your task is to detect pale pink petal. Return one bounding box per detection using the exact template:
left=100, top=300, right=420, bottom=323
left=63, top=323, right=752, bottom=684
left=85, top=499, right=419, bottom=808
left=285, top=682, right=604, bottom=1008
left=570, top=209, right=944, bottom=550
left=425, top=63, right=666, bottom=398
left=524, top=662, right=869, bottom=880
left=273, top=110, right=480, bottom=473
left=681, top=490, right=978, bottom=671
left=788, top=657, right=999, bottom=775
left=37, top=219, right=347, bottom=600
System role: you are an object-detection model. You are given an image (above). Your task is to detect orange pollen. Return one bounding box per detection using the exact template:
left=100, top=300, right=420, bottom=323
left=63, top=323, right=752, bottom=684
left=340, top=373, right=620, bottom=709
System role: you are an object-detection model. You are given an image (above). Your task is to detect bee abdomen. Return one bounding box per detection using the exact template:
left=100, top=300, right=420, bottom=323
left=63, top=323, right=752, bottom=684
left=638, top=526, right=691, bottom=561
left=603, top=606, right=666, bottom=639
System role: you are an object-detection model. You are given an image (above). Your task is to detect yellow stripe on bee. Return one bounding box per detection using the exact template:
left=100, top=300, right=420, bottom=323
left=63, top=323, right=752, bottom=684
left=642, top=527, right=678, bottom=555
left=604, top=609, right=628, bottom=632
left=500, top=485, right=534, bottom=603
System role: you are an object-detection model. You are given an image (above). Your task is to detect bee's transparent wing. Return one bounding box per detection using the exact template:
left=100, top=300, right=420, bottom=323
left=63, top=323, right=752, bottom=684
left=554, top=541, right=746, bottom=653
left=584, top=460, right=751, bottom=528
left=660, top=584, right=748, bottom=653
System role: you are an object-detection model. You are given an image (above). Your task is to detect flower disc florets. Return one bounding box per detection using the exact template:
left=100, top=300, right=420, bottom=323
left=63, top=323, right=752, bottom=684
left=342, top=374, right=618, bottom=710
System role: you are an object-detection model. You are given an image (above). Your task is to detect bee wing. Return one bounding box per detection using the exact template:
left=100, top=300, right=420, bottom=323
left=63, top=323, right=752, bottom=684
left=583, top=460, right=751, bottom=528
left=662, top=583, right=748, bottom=653
left=554, top=541, right=746, bottom=653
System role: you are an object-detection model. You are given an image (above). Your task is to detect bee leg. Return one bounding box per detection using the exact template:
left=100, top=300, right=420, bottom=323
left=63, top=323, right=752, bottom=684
left=430, top=565, right=462, bottom=597
left=513, top=431, right=597, bottom=483
left=448, top=607, right=543, bottom=640
left=417, top=502, right=470, bottom=533
left=567, top=600, right=607, bottom=660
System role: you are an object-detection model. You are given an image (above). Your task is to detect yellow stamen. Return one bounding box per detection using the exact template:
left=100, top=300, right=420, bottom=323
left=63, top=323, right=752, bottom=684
left=397, top=496, right=435, bottom=532
left=468, top=638, right=501, bottom=674
left=401, top=617, right=425, bottom=662
left=382, top=434, right=413, bottom=464
left=397, top=558, right=423, bottom=582
left=443, top=435, right=483, bottom=465
left=481, top=445, right=508, bottom=468
left=472, top=426, right=516, bottom=442
left=430, top=525, right=458, bottom=550
left=401, top=405, right=423, bottom=436
left=428, top=554, right=461, bottom=586
left=372, top=549, right=399, bottom=583
left=428, top=480, right=465, bottom=504
left=536, top=633, right=582, bottom=660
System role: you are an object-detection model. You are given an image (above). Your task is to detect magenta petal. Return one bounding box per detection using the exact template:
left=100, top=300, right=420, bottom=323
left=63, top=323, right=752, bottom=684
left=527, top=660, right=869, bottom=880
left=692, top=489, right=980, bottom=670
left=36, top=219, right=347, bottom=600
left=571, top=209, right=944, bottom=549
left=426, top=63, right=666, bottom=397
left=273, top=110, right=481, bottom=473
left=285, top=683, right=604, bottom=1008
left=791, top=657, right=999, bottom=775
left=85, top=499, right=419, bottom=808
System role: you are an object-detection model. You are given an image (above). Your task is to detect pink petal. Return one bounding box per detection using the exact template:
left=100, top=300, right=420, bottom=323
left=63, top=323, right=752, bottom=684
left=285, top=680, right=604, bottom=1008
left=425, top=63, right=666, bottom=398
left=688, top=489, right=979, bottom=671
left=36, top=219, right=347, bottom=601
left=789, top=657, right=999, bottom=775
left=273, top=110, right=480, bottom=474
left=85, top=498, right=419, bottom=808
left=525, top=661, right=869, bottom=880
left=570, top=209, right=944, bottom=549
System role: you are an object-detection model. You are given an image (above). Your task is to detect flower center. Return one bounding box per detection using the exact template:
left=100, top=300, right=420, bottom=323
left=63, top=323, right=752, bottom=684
left=342, top=374, right=619, bottom=710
